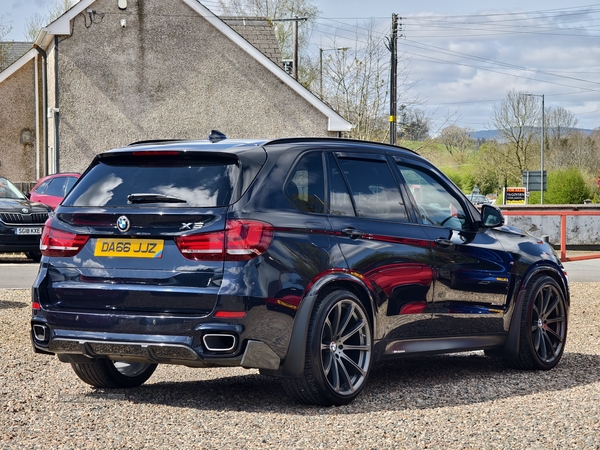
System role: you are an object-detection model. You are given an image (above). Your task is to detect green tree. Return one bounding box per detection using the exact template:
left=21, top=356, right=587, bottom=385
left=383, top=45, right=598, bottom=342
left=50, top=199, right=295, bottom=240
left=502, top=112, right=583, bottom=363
left=544, top=168, right=591, bottom=204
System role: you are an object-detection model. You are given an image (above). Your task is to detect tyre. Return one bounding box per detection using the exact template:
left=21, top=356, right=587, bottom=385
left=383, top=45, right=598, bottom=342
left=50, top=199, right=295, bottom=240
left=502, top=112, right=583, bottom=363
left=504, top=275, right=567, bottom=370
left=283, top=290, right=372, bottom=406
left=25, top=251, right=42, bottom=262
left=71, top=359, right=157, bottom=388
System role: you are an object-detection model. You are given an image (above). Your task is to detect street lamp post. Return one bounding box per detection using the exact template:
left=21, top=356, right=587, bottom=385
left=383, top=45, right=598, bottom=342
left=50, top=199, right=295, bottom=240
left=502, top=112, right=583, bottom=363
left=319, top=47, right=349, bottom=99
left=522, top=93, right=545, bottom=204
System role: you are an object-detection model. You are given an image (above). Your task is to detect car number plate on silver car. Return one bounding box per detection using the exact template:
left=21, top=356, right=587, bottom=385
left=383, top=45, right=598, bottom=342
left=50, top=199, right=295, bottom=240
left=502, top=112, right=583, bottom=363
left=15, top=227, right=42, bottom=235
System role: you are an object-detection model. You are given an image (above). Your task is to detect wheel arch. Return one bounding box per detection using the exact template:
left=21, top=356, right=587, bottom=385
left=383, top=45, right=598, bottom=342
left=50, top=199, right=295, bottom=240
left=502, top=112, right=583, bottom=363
left=490, top=262, right=569, bottom=359
left=268, top=272, right=376, bottom=378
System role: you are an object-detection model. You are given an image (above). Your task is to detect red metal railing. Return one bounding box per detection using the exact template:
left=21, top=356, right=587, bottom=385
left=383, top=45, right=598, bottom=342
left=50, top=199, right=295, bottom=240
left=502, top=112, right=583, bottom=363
left=502, top=210, right=600, bottom=262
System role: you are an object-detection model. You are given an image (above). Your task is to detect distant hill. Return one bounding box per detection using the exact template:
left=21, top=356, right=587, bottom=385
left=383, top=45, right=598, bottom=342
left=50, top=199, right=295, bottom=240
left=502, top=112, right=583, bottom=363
left=470, top=128, right=594, bottom=141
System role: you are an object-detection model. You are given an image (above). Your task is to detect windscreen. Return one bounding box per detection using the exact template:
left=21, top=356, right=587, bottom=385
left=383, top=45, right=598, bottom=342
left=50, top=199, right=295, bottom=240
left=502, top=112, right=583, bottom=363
left=0, top=178, right=27, bottom=200
left=62, top=155, right=241, bottom=207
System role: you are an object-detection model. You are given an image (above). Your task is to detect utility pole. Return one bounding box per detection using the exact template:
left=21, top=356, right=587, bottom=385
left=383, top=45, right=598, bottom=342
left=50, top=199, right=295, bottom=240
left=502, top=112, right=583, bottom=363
left=272, top=17, right=307, bottom=80
left=292, top=16, right=299, bottom=80
left=387, top=14, right=399, bottom=145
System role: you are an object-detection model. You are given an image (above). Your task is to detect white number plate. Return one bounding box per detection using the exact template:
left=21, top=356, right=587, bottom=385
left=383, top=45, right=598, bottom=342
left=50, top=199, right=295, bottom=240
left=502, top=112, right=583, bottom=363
left=15, top=227, right=42, bottom=235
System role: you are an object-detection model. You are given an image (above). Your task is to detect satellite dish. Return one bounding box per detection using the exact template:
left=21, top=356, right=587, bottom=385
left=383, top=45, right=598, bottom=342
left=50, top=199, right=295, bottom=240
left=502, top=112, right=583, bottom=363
left=118, top=0, right=127, bottom=10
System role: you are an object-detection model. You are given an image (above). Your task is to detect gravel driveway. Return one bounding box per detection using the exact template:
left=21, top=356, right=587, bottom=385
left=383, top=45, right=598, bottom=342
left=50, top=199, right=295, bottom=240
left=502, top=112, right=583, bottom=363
left=1, top=284, right=599, bottom=449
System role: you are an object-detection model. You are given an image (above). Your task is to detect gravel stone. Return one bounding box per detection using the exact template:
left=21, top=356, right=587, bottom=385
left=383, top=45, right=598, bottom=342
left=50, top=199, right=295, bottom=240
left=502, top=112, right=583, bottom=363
left=1, top=284, right=599, bottom=449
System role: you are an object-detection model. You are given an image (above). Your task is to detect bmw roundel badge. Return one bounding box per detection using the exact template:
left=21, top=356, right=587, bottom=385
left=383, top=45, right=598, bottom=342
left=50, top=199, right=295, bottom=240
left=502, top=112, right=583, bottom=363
left=117, top=215, right=130, bottom=232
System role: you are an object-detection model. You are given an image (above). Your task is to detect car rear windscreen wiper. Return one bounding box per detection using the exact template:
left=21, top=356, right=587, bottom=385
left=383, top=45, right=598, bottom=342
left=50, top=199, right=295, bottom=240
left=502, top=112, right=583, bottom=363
left=127, top=193, right=188, bottom=204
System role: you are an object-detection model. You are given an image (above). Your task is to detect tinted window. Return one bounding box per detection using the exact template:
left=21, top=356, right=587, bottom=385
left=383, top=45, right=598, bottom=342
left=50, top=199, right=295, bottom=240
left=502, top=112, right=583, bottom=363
left=286, top=152, right=325, bottom=214
left=327, top=153, right=355, bottom=217
left=45, top=178, right=67, bottom=197
left=63, top=156, right=241, bottom=207
left=397, top=164, right=469, bottom=230
left=336, top=157, right=408, bottom=221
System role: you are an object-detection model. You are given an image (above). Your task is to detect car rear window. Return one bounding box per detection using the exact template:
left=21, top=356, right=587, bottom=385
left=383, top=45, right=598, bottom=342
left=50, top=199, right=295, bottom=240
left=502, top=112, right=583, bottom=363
left=63, top=155, right=241, bottom=207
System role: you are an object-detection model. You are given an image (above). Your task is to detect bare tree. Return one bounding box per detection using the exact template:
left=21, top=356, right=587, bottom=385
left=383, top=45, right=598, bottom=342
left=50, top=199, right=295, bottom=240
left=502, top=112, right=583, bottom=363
left=320, top=25, right=389, bottom=142
left=217, top=0, right=319, bottom=86
left=567, top=131, right=598, bottom=173
left=402, top=108, right=431, bottom=141
left=24, top=0, right=76, bottom=42
left=438, top=125, right=475, bottom=165
left=0, top=16, right=13, bottom=72
left=489, top=89, right=541, bottom=175
left=544, top=105, right=578, bottom=170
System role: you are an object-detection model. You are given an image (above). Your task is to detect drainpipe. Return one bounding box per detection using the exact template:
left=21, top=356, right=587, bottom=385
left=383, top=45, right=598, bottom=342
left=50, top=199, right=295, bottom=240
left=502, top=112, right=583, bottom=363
left=33, top=44, right=48, bottom=177
left=34, top=54, right=39, bottom=180
left=53, top=35, right=60, bottom=173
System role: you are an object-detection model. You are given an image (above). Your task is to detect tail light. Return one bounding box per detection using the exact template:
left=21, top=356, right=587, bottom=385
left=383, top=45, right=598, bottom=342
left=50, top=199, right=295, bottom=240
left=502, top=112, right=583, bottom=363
left=40, top=218, right=90, bottom=257
left=175, top=219, right=273, bottom=261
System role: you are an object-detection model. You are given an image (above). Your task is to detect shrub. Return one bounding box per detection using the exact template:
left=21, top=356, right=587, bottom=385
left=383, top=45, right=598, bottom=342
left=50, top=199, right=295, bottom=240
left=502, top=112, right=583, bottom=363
left=544, top=168, right=591, bottom=204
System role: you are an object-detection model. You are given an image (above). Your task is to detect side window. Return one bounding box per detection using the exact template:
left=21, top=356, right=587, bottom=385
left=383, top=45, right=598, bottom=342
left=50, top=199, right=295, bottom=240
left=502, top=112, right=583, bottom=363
left=327, top=153, right=355, bottom=217
left=336, top=157, right=408, bottom=222
left=286, top=152, right=325, bottom=214
left=45, top=178, right=67, bottom=197
left=65, top=177, right=78, bottom=194
left=34, top=180, right=51, bottom=195
left=397, top=163, right=469, bottom=230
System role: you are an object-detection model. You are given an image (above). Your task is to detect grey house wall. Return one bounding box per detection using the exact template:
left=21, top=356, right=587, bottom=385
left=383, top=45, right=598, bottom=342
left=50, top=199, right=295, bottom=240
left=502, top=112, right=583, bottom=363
left=55, top=0, right=334, bottom=173
left=0, top=59, right=37, bottom=182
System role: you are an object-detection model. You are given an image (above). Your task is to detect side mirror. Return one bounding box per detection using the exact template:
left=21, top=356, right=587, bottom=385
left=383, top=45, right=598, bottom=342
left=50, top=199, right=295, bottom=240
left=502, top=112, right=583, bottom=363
left=481, top=204, right=504, bottom=227
left=25, top=192, right=31, bottom=199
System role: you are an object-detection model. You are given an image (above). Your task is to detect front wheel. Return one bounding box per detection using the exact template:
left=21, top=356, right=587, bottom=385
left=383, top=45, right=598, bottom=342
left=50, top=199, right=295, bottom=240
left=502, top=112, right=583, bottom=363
left=71, top=359, right=157, bottom=388
left=504, top=275, right=567, bottom=370
left=283, top=290, right=372, bottom=406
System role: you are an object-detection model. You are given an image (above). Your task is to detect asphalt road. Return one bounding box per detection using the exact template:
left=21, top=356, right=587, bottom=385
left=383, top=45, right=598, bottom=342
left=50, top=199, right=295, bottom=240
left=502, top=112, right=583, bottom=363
left=0, top=254, right=598, bottom=289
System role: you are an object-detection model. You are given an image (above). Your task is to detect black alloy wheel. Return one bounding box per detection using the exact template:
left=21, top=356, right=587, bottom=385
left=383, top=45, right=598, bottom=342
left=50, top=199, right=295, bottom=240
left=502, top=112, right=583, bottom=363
left=506, top=275, right=567, bottom=370
left=283, top=290, right=372, bottom=406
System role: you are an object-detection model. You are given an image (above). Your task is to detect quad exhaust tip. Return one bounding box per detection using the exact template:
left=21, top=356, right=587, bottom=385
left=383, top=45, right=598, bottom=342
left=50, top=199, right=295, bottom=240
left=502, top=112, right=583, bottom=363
left=203, top=333, right=236, bottom=352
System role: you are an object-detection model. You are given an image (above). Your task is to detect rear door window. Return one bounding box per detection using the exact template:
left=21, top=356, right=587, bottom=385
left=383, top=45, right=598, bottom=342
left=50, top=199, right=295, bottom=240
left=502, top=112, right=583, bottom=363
left=285, top=152, right=325, bottom=214
left=63, top=155, right=241, bottom=207
left=335, top=155, right=408, bottom=222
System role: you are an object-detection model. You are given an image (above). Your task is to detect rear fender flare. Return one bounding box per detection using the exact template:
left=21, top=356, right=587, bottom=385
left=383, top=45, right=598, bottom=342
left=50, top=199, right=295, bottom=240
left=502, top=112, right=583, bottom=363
left=276, top=272, right=375, bottom=378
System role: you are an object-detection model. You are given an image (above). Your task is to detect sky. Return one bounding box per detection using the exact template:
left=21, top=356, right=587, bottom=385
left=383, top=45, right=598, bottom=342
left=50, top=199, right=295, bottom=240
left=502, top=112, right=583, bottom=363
left=3, top=0, right=600, bottom=132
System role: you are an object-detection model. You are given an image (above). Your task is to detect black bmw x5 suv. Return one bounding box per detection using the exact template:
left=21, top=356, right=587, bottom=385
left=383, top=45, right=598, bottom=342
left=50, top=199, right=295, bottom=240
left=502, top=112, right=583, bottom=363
left=31, top=135, right=569, bottom=406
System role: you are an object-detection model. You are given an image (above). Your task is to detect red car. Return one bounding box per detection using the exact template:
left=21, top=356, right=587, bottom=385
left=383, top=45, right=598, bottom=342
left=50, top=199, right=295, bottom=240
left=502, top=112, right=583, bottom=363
left=28, top=173, right=80, bottom=210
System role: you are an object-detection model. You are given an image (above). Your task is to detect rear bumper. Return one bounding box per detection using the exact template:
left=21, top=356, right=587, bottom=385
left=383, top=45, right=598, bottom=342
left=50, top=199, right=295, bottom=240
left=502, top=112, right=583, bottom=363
left=30, top=321, right=281, bottom=370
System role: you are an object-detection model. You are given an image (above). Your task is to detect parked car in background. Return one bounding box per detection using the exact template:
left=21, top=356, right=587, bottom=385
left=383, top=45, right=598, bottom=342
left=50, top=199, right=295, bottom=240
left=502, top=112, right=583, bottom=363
left=0, top=177, right=51, bottom=262
left=28, top=173, right=80, bottom=210
left=466, top=193, right=492, bottom=206
left=30, top=135, right=569, bottom=406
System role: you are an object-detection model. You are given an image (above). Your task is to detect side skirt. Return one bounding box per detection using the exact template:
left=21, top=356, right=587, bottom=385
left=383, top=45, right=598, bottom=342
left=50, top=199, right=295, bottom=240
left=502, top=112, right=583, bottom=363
left=375, top=334, right=506, bottom=360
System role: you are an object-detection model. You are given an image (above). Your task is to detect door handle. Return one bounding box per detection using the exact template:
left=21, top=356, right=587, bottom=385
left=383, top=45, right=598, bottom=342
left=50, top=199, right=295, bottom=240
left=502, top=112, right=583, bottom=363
left=342, top=227, right=364, bottom=238
left=434, top=238, right=453, bottom=247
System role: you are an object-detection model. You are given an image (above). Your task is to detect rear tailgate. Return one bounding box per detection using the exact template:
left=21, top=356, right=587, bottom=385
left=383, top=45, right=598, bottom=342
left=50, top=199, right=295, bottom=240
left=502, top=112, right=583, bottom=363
left=41, top=149, right=263, bottom=315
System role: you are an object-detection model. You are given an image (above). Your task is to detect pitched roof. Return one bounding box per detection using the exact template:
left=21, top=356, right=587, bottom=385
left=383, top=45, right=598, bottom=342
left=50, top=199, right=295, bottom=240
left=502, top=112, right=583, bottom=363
left=37, top=0, right=352, bottom=132
left=0, top=41, right=33, bottom=72
left=222, top=17, right=282, bottom=68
